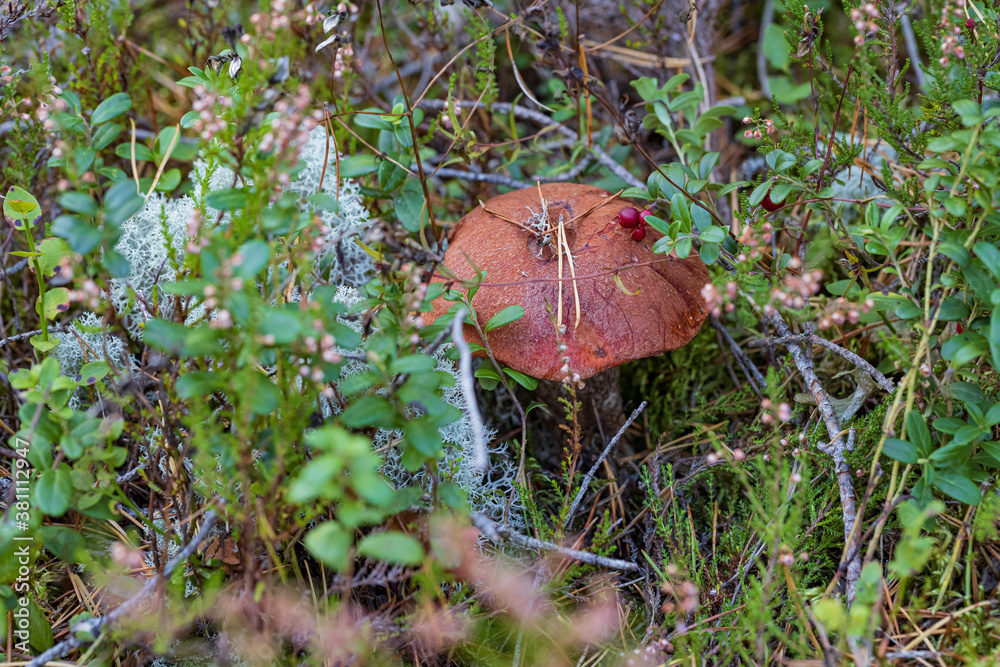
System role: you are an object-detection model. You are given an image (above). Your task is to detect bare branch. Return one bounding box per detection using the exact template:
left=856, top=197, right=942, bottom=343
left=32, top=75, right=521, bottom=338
left=748, top=332, right=895, bottom=393
left=471, top=511, right=638, bottom=572
left=764, top=311, right=862, bottom=604
left=451, top=308, right=489, bottom=471
left=564, top=401, right=647, bottom=531
left=28, top=509, right=221, bottom=667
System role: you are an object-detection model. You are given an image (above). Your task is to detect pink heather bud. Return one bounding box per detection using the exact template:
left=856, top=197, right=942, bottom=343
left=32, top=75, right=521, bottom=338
left=743, top=116, right=752, bottom=124
left=753, top=129, right=762, bottom=139
left=744, top=129, right=753, bottom=139
left=955, top=46, right=965, bottom=59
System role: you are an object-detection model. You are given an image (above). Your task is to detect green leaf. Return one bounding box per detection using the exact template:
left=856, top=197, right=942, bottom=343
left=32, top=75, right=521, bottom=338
left=76, top=361, right=110, bottom=386
left=91, top=93, right=133, bottom=125
left=42, top=288, right=71, bottom=319
left=985, top=403, right=1000, bottom=427
left=30, top=334, right=60, bottom=352
left=355, top=109, right=394, bottom=130
left=206, top=187, right=250, bottom=210
left=699, top=241, right=720, bottom=264
left=176, top=372, right=221, bottom=398
left=936, top=295, right=969, bottom=321
left=766, top=150, right=797, bottom=173
left=699, top=226, right=726, bottom=244
left=974, top=242, right=1000, bottom=281
left=4, top=185, right=42, bottom=229
left=503, top=368, right=538, bottom=390
left=304, top=522, right=353, bottom=572
left=38, top=525, right=86, bottom=562
left=906, top=410, right=932, bottom=456
left=939, top=242, right=970, bottom=268
left=103, top=180, right=145, bottom=226
left=675, top=236, right=692, bottom=258
left=74, top=146, right=96, bottom=173
left=155, top=168, right=182, bottom=191
left=308, top=192, right=340, bottom=212
left=390, top=355, right=437, bottom=374
left=941, top=331, right=986, bottom=367
left=338, top=155, right=378, bottom=178
left=258, top=310, right=301, bottom=344
left=950, top=381, right=986, bottom=405
left=58, top=191, right=98, bottom=216
left=749, top=180, right=772, bottom=206
left=180, top=110, right=200, bottom=129
left=670, top=193, right=691, bottom=230
left=249, top=380, right=281, bottom=415
left=114, top=142, right=154, bottom=161
left=92, top=122, right=122, bottom=151
left=33, top=468, right=73, bottom=516
left=393, top=179, right=425, bottom=233
left=932, top=417, right=967, bottom=434
left=484, top=305, right=525, bottom=333
left=234, top=240, right=271, bottom=279
left=762, top=23, right=789, bottom=70
left=439, top=482, right=468, bottom=509
left=34, top=238, right=72, bottom=278
left=768, top=183, right=795, bottom=204
left=357, top=531, right=425, bottom=566
left=341, top=395, right=397, bottom=428
left=882, top=439, right=918, bottom=464
left=377, top=157, right=406, bottom=192
left=952, top=99, right=982, bottom=126
left=403, top=416, right=442, bottom=457
left=932, top=473, right=980, bottom=505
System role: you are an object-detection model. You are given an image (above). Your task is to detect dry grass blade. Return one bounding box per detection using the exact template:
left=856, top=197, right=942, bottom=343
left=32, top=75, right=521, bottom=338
left=505, top=28, right=555, bottom=113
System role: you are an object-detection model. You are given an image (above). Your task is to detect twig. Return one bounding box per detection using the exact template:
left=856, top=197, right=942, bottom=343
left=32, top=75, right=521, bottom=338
left=563, top=401, right=647, bottom=531
left=418, top=99, right=644, bottom=188
left=747, top=332, right=895, bottom=393
left=710, top=316, right=766, bottom=393
left=765, top=311, right=862, bottom=604
left=1, top=257, right=29, bottom=278
left=899, top=12, right=926, bottom=91
left=0, top=324, right=69, bottom=348
left=428, top=167, right=531, bottom=189
left=451, top=308, right=488, bottom=471
left=27, top=509, right=220, bottom=667
left=471, top=511, right=638, bottom=572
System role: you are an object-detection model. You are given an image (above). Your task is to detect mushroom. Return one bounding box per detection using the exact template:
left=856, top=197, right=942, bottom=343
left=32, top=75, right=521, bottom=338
left=426, top=183, right=711, bottom=383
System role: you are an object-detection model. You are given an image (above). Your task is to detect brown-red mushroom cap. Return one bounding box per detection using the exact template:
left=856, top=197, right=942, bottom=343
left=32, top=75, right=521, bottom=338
left=427, top=183, right=711, bottom=381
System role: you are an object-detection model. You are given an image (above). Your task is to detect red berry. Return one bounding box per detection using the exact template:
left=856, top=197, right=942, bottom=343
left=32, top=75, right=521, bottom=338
left=966, top=18, right=976, bottom=29
left=761, top=190, right=782, bottom=212
left=618, top=207, right=639, bottom=228
left=957, top=323, right=964, bottom=334
left=631, top=225, right=647, bottom=241
left=638, top=209, right=653, bottom=224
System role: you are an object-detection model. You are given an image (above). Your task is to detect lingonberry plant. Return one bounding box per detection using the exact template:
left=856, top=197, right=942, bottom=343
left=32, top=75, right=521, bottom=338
left=1, top=0, right=999, bottom=664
